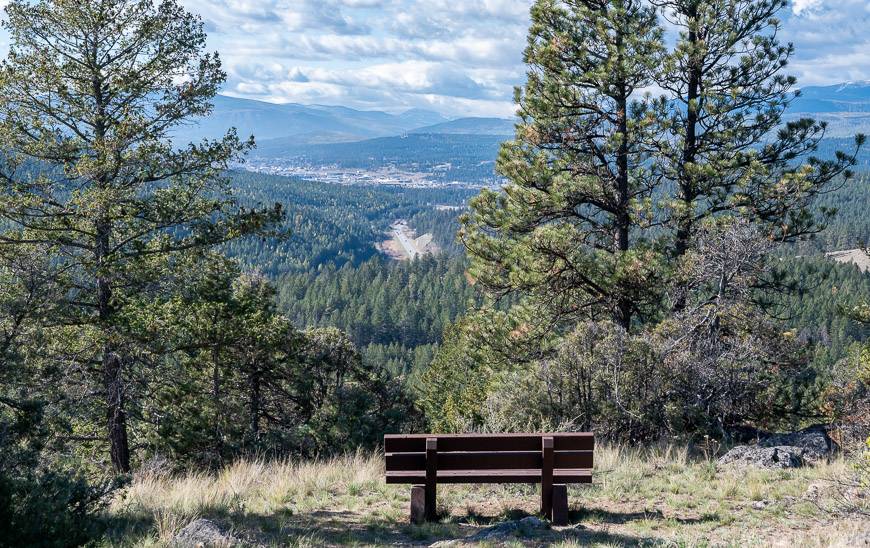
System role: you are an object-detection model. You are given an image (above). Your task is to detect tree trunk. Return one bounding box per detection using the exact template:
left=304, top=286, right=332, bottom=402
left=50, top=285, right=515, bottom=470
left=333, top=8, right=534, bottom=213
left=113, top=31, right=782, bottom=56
left=104, top=349, right=130, bottom=472
left=249, top=365, right=261, bottom=444
left=97, top=220, right=131, bottom=473
left=675, top=8, right=701, bottom=261
left=92, top=67, right=131, bottom=473
left=212, top=347, right=224, bottom=459
left=614, top=62, right=632, bottom=330
left=673, top=5, right=702, bottom=314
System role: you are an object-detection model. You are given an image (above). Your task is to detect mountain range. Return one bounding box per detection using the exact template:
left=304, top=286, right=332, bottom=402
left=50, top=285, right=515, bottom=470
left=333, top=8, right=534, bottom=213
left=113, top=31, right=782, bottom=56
left=787, top=82, right=870, bottom=138
left=172, top=95, right=453, bottom=146
left=173, top=82, right=870, bottom=168
left=792, top=82, right=870, bottom=113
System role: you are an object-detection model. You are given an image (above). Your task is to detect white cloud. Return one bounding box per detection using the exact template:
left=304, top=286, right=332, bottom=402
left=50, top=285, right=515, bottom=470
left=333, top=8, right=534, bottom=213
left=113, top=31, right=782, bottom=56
left=179, top=0, right=533, bottom=115
left=183, top=0, right=870, bottom=116
left=792, top=0, right=823, bottom=15
left=0, top=0, right=865, bottom=117
left=782, top=0, right=870, bottom=85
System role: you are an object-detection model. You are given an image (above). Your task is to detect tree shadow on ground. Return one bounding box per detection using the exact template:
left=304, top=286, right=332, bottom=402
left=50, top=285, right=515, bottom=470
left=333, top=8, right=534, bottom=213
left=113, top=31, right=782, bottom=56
left=101, top=505, right=673, bottom=546
left=452, top=507, right=535, bottom=525
left=570, top=507, right=719, bottom=525
left=224, top=507, right=668, bottom=546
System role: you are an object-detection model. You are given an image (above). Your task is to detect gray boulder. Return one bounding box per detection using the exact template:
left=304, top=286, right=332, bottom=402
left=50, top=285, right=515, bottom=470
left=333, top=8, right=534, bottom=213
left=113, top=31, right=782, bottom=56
left=759, top=425, right=837, bottom=461
left=171, top=518, right=238, bottom=548
left=718, top=445, right=805, bottom=469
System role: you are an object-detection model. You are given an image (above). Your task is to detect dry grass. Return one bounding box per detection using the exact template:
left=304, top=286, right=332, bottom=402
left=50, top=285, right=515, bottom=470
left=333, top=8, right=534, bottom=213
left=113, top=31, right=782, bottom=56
left=99, top=445, right=869, bottom=547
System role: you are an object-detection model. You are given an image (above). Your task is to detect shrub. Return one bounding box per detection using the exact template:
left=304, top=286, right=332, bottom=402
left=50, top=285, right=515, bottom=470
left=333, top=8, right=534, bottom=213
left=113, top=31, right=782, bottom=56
left=0, top=399, right=104, bottom=547
left=423, top=309, right=811, bottom=441
left=0, top=470, right=101, bottom=548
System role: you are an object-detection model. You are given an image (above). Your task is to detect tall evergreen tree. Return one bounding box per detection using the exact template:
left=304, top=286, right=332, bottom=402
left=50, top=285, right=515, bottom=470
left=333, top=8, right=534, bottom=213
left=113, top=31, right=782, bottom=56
left=0, top=0, right=281, bottom=472
left=651, top=0, right=864, bottom=264
left=461, top=0, right=665, bottom=330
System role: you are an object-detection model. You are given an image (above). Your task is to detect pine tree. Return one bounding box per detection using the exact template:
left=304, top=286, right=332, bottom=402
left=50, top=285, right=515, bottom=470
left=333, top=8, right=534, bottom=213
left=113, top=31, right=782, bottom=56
left=651, top=0, right=864, bottom=263
left=0, top=0, right=282, bottom=472
left=461, top=0, right=666, bottom=330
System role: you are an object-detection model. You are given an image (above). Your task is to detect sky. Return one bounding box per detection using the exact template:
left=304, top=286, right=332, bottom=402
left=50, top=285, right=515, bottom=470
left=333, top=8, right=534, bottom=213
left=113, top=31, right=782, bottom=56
left=1, top=0, right=869, bottom=117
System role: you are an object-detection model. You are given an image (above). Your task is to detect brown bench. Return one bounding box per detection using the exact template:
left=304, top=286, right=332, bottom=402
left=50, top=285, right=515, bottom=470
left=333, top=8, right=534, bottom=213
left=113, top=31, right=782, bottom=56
left=384, top=433, right=594, bottom=525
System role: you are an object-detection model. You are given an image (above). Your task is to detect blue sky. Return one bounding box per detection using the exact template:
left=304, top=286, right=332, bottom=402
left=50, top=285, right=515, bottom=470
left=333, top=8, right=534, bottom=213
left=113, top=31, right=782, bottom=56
left=2, top=0, right=869, bottom=116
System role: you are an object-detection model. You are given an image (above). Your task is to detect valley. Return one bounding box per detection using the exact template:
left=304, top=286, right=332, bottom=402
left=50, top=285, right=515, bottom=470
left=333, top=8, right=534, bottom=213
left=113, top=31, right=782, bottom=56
left=379, top=221, right=438, bottom=260
left=247, top=132, right=509, bottom=187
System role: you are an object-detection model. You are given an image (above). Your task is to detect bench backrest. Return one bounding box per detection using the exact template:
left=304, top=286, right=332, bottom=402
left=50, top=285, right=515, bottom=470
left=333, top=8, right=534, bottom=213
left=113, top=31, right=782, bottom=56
left=384, top=433, right=594, bottom=473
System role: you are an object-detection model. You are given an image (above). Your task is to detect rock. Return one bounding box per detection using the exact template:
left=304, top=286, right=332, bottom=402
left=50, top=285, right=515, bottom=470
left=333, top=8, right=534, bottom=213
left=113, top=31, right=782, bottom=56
left=718, top=425, right=840, bottom=468
left=803, top=481, right=824, bottom=500
left=718, top=445, right=805, bottom=469
left=829, top=423, right=870, bottom=454
left=171, top=518, right=238, bottom=548
left=759, top=425, right=837, bottom=461
left=430, top=517, right=550, bottom=546
left=752, top=500, right=768, bottom=509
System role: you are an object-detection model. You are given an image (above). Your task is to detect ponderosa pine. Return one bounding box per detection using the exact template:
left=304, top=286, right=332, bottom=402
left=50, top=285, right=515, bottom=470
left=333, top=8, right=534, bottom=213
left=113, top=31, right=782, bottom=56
left=461, top=0, right=666, bottom=330
left=0, top=0, right=282, bottom=472
left=651, top=0, right=864, bottom=300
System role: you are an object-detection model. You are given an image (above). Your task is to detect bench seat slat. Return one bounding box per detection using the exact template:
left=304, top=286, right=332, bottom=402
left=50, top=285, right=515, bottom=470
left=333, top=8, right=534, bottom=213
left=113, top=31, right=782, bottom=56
left=385, top=468, right=593, bottom=484
left=385, top=450, right=593, bottom=471
left=384, top=433, right=593, bottom=453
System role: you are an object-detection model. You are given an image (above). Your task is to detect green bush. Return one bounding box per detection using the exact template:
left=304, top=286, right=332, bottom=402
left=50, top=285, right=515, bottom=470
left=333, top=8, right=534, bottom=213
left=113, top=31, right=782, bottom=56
left=422, top=307, right=812, bottom=441
left=0, top=470, right=101, bottom=548
left=0, top=399, right=104, bottom=548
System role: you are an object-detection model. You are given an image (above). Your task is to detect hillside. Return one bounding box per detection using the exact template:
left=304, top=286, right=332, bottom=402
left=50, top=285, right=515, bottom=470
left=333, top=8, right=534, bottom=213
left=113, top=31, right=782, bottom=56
left=222, top=169, right=870, bottom=380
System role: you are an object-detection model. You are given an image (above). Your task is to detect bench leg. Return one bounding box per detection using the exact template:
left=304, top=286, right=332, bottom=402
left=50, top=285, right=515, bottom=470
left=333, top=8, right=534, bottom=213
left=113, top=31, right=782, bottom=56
left=410, top=485, right=426, bottom=524
left=425, top=438, right=438, bottom=521
left=424, top=482, right=437, bottom=521
left=541, top=436, right=554, bottom=519
left=552, top=484, right=568, bottom=525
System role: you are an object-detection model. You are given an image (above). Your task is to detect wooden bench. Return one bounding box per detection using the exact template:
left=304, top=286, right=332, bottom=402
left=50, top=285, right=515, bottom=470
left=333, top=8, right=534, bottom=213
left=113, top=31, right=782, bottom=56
left=384, top=433, right=594, bottom=525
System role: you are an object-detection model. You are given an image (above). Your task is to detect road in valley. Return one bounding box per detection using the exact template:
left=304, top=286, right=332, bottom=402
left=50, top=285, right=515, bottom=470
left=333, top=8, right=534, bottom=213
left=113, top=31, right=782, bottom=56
left=393, top=223, right=419, bottom=259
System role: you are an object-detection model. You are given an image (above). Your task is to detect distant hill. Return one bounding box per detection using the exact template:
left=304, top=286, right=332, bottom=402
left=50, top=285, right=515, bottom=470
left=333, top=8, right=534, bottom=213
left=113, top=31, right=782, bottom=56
left=792, top=82, right=870, bottom=113
left=171, top=95, right=449, bottom=145
left=787, top=82, right=870, bottom=138
left=408, top=117, right=515, bottom=136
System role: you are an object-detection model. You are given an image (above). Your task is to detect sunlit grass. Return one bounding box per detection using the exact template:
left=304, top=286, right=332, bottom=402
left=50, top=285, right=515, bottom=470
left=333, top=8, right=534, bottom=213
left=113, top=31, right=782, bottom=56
left=100, top=445, right=867, bottom=547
